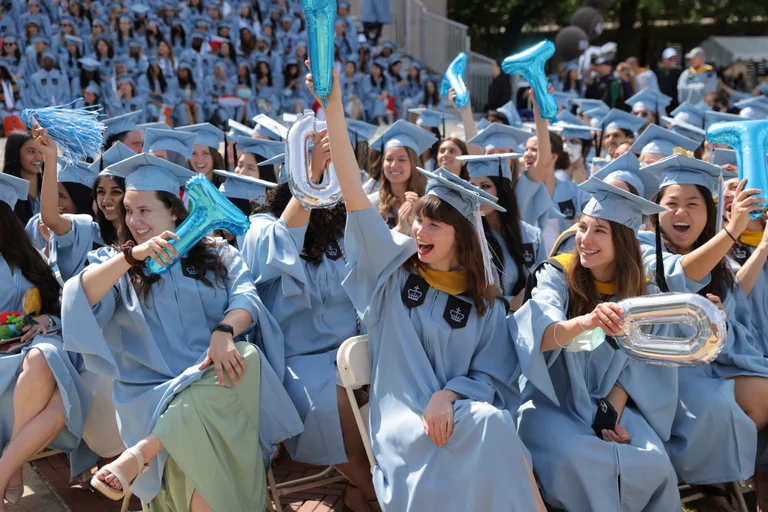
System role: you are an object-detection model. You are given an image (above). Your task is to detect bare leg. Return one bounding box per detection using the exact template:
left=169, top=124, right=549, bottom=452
left=94, top=434, right=164, bottom=492
left=333, top=387, right=379, bottom=512
left=190, top=490, right=214, bottom=512
left=733, top=376, right=768, bottom=430
left=523, top=457, right=547, bottom=512
left=386, top=112, right=394, bottom=125
left=351, top=99, right=362, bottom=120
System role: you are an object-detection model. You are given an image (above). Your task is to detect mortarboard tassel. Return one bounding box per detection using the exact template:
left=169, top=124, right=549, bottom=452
left=21, top=100, right=106, bottom=164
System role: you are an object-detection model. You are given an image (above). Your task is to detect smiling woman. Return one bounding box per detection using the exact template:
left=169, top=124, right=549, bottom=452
left=3, top=131, right=43, bottom=224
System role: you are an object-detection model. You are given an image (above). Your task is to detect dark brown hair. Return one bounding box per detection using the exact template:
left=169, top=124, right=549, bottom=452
left=0, top=201, right=61, bottom=315
left=377, top=147, right=426, bottom=221
left=566, top=217, right=646, bottom=317
left=116, top=191, right=228, bottom=300
left=438, top=137, right=469, bottom=180
left=549, top=131, right=570, bottom=171
left=410, top=195, right=497, bottom=316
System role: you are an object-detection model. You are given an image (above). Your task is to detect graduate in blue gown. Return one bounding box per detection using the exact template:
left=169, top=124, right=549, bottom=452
left=308, top=66, right=545, bottom=512
left=3, top=130, right=43, bottom=226
left=142, top=127, right=196, bottom=169
left=214, top=169, right=276, bottom=249
left=596, top=108, right=646, bottom=158
left=640, top=154, right=765, bottom=508
left=234, top=136, right=284, bottom=184
left=61, top=152, right=297, bottom=509
left=102, top=110, right=144, bottom=154
left=0, top=172, right=95, bottom=507
left=514, top=178, right=682, bottom=512
left=627, top=124, right=700, bottom=165
left=458, top=153, right=543, bottom=309
left=27, top=50, right=71, bottom=108
left=181, top=122, right=226, bottom=185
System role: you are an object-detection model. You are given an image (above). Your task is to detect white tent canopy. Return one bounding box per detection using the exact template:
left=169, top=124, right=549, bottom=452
left=699, top=36, right=768, bottom=67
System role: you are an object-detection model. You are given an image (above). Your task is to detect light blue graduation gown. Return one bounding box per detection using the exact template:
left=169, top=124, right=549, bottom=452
left=0, top=256, right=96, bottom=481
left=513, top=262, right=681, bottom=511
left=638, top=232, right=757, bottom=484
left=677, top=67, right=718, bottom=105
left=28, top=68, right=71, bottom=108
left=514, top=172, right=557, bottom=234
left=24, top=213, right=46, bottom=250
left=490, top=222, right=543, bottom=304
left=48, top=214, right=103, bottom=284
left=361, top=0, right=391, bottom=24
left=551, top=169, right=590, bottom=232
left=61, top=241, right=300, bottom=502
left=342, top=207, right=538, bottom=511
left=361, top=76, right=394, bottom=121
left=241, top=214, right=361, bottom=465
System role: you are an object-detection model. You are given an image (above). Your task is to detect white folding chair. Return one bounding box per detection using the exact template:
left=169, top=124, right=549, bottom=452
left=336, top=335, right=375, bottom=472
left=679, top=479, right=753, bottom=512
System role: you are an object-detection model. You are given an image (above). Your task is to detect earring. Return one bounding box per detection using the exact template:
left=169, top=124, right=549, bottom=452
left=171, top=215, right=178, bottom=221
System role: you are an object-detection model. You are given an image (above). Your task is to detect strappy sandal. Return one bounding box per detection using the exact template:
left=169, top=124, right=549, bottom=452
left=2, top=445, right=23, bottom=504
left=697, top=484, right=738, bottom=512
left=90, top=446, right=149, bottom=501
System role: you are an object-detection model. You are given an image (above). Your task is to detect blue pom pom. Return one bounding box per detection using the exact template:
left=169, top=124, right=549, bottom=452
left=21, top=99, right=106, bottom=164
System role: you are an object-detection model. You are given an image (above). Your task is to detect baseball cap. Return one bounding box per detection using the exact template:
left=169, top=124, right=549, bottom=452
left=661, top=48, right=677, bottom=60
left=685, top=47, right=705, bottom=59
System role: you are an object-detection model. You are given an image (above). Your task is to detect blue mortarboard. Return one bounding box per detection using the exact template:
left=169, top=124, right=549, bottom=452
left=32, top=35, right=50, bottom=46
left=661, top=116, right=706, bottom=143
left=592, top=152, right=659, bottom=200
left=382, top=40, right=396, bottom=51
left=130, top=3, right=151, bottom=16
left=409, top=108, right=453, bottom=130
left=0, top=173, right=29, bottom=209
left=468, top=123, right=532, bottom=151
left=551, top=122, right=596, bottom=141
left=41, top=49, right=56, bottom=61
left=177, top=59, right=194, bottom=71
left=106, top=153, right=195, bottom=195
left=103, top=111, right=143, bottom=140
left=410, top=60, right=423, bottom=71
left=420, top=166, right=505, bottom=218
left=113, top=56, right=130, bottom=68
left=580, top=177, right=666, bottom=232
left=388, top=54, right=402, bottom=66
left=476, top=118, right=490, bottom=131
left=670, top=102, right=705, bottom=128
left=181, top=123, right=225, bottom=148
left=237, top=136, right=285, bottom=159
left=712, top=148, right=737, bottom=169
left=735, top=96, right=768, bottom=120
left=496, top=101, right=523, bottom=128
left=645, top=154, right=723, bottom=191
left=58, top=159, right=99, bottom=188
left=214, top=169, right=276, bottom=203
left=629, top=124, right=700, bottom=157
left=136, top=122, right=169, bottom=136
left=369, top=120, right=438, bottom=154
left=563, top=59, right=579, bottom=72
left=553, top=91, right=578, bottom=110
left=64, top=34, right=83, bottom=47
left=573, top=98, right=608, bottom=115
left=91, top=18, right=107, bottom=29
left=704, top=110, right=742, bottom=130
left=251, top=114, right=288, bottom=141
left=602, top=109, right=647, bottom=133
left=118, top=13, right=131, bottom=23
left=556, top=110, right=586, bottom=126
left=142, top=128, right=197, bottom=160
left=339, top=0, right=351, bottom=9
left=191, top=30, right=205, bottom=40
left=128, top=38, right=143, bottom=49
left=117, top=74, right=136, bottom=88
left=91, top=141, right=136, bottom=172
left=457, top=153, right=520, bottom=181
left=78, top=57, right=101, bottom=71
left=227, top=119, right=255, bottom=138
left=3, top=35, right=17, bottom=44
left=584, top=106, right=610, bottom=127
left=346, top=119, right=378, bottom=142
left=626, top=88, right=672, bottom=113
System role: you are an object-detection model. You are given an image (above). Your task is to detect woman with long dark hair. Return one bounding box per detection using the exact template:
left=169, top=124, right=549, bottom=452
left=181, top=122, right=226, bottom=185
left=2, top=131, right=43, bottom=225
left=307, top=67, right=545, bottom=511
left=171, top=62, right=203, bottom=126
left=420, top=78, right=442, bottom=111
left=0, top=172, right=94, bottom=510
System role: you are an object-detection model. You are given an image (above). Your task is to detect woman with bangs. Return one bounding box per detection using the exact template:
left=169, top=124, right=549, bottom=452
left=514, top=177, right=682, bottom=511
left=366, top=120, right=436, bottom=233
left=306, top=62, right=546, bottom=512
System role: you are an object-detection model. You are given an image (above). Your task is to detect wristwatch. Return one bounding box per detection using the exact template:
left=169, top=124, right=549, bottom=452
left=213, top=323, right=235, bottom=336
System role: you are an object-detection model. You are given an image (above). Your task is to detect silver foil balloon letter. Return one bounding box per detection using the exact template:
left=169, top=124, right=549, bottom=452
left=286, top=110, right=343, bottom=209
left=614, top=293, right=727, bottom=367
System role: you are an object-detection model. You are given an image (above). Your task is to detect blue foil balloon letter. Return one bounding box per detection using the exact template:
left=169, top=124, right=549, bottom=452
left=143, top=175, right=251, bottom=276
left=707, top=120, right=768, bottom=219
left=440, top=52, right=469, bottom=109
left=502, top=40, right=558, bottom=122
left=302, top=0, right=336, bottom=107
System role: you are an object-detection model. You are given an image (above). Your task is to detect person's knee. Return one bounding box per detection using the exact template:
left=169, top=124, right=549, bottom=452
left=22, top=348, right=54, bottom=384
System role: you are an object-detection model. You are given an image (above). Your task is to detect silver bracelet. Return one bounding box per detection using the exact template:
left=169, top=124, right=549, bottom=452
left=553, top=322, right=568, bottom=348
left=579, top=315, right=588, bottom=331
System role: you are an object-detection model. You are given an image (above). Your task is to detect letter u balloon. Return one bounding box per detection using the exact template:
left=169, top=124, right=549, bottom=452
left=502, top=40, right=558, bottom=122
left=440, top=52, right=469, bottom=109
left=707, top=120, right=768, bottom=219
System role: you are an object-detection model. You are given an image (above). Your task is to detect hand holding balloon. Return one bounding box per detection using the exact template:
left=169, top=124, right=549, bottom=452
left=502, top=40, right=558, bottom=122
left=726, top=178, right=764, bottom=237
left=440, top=52, right=469, bottom=109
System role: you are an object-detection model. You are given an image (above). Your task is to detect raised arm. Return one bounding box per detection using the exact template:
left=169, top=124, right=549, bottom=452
left=449, top=88, right=481, bottom=154
left=305, top=60, right=371, bottom=212
left=282, top=128, right=331, bottom=228
left=736, top=220, right=768, bottom=296
left=32, top=124, right=72, bottom=236
left=526, top=89, right=553, bottom=184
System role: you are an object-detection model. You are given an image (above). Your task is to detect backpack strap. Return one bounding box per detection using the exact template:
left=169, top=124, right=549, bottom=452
left=522, top=256, right=567, bottom=304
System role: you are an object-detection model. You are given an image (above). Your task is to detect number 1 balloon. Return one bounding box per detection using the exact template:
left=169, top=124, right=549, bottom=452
left=706, top=120, right=768, bottom=219
left=301, top=0, right=336, bottom=107
left=440, top=52, right=469, bottom=109
left=502, top=40, right=559, bottom=122
left=142, top=174, right=251, bottom=276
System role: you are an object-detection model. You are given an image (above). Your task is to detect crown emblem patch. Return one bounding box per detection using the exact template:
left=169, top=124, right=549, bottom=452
left=401, top=273, right=428, bottom=308
left=522, top=243, right=535, bottom=265
left=444, top=296, right=471, bottom=329
left=325, top=240, right=342, bottom=261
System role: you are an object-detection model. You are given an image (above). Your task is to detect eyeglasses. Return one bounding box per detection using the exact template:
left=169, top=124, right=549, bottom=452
left=3, top=42, right=15, bottom=46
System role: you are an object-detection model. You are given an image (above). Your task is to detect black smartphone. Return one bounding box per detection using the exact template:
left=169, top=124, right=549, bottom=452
left=592, top=398, right=618, bottom=438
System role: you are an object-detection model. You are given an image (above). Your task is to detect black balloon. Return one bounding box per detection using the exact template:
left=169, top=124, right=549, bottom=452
left=554, top=26, right=589, bottom=61
left=586, top=0, right=614, bottom=9
left=570, top=6, right=604, bottom=41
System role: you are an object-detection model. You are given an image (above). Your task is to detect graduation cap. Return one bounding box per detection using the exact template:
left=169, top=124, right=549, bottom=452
left=251, top=114, right=288, bottom=141
left=227, top=119, right=255, bottom=138
left=64, top=34, right=84, bottom=47
left=237, top=136, right=285, bottom=159
left=136, top=122, right=169, bottom=136
left=556, top=110, right=586, bottom=126
left=625, top=88, right=672, bottom=115
left=712, top=148, right=737, bottom=168
left=382, top=40, right=397, bottom=51
left=103, top=111, right=143, bottom=141
left=550, top=123, right=596, bottom=141
left=214, top=169, right=276, bottom=204
left=41, top=49, right=57, bottom=61
left=496, top=101, right=523, bottom=128
left=645, top=154, right=723, bottom=191
left=91, top=141, right=136, bottom=173
left=456, top=153, right=521, bottom=181
left=573, top=98, right=608, bottom=115
left=410, top=107, right=453, bottom=136
left=704, top=110, right=742, bottom=130
left=468, top=123, right=532, bottom=151
left=346, top=119, right=378, bottom=143
left=670, top=102, right=705, bottom=128
left=0, top=173, right=29, bottom=209
left=602, top=108, right=647, bottom=133
left=369, top=120, right=438, bottom=154
left=130, top=3, right=151, bottom=16
left=143, top=128, right=197, bottom=160
left=58, top=159, right=99, bottom=188
left=583, top=105, right=610, bottom=127
left=78, top=57, right=101, bottom=72
left=106, top=153, right=196, bottom=196
left=592, top=152, right=659, bottom=200
left=181, top=123, right=225, bottom=148
left=628, top=124, right=700, bottom=158
left=553, top=91, right=578, bottom=110
left=563, top=59, right=579, bottom=72
left=735, top=96, right=768, bottom=120
left=476, top=118, right=490, bottom=131
left=661, top=116, right=706, bottom=143
left=579, top=177, right=666, bottom=232
left=128, top=38, right=144, bottom=49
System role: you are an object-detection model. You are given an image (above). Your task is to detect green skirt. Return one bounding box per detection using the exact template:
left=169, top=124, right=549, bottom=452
left=149, top=341, right=266, bottom=512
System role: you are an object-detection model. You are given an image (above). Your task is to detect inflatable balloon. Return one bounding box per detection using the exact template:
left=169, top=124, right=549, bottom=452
left=21, top=100, right=106, bottom=164
left=706, top=120, right=768, bottom=219
left=502, top=40, right=559, bottom=122
left=440, top=52, right=469, bottom=109
left=301, top=0, right=336, bottom=107
left=143, top=174, right=250, bottom=276
left=554, top=26, right=590, bottom=63
left=570, top=7, right=604, bottom=41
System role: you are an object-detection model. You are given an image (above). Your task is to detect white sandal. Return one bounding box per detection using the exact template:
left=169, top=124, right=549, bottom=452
left=90, top=446, right=149, bottom=501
